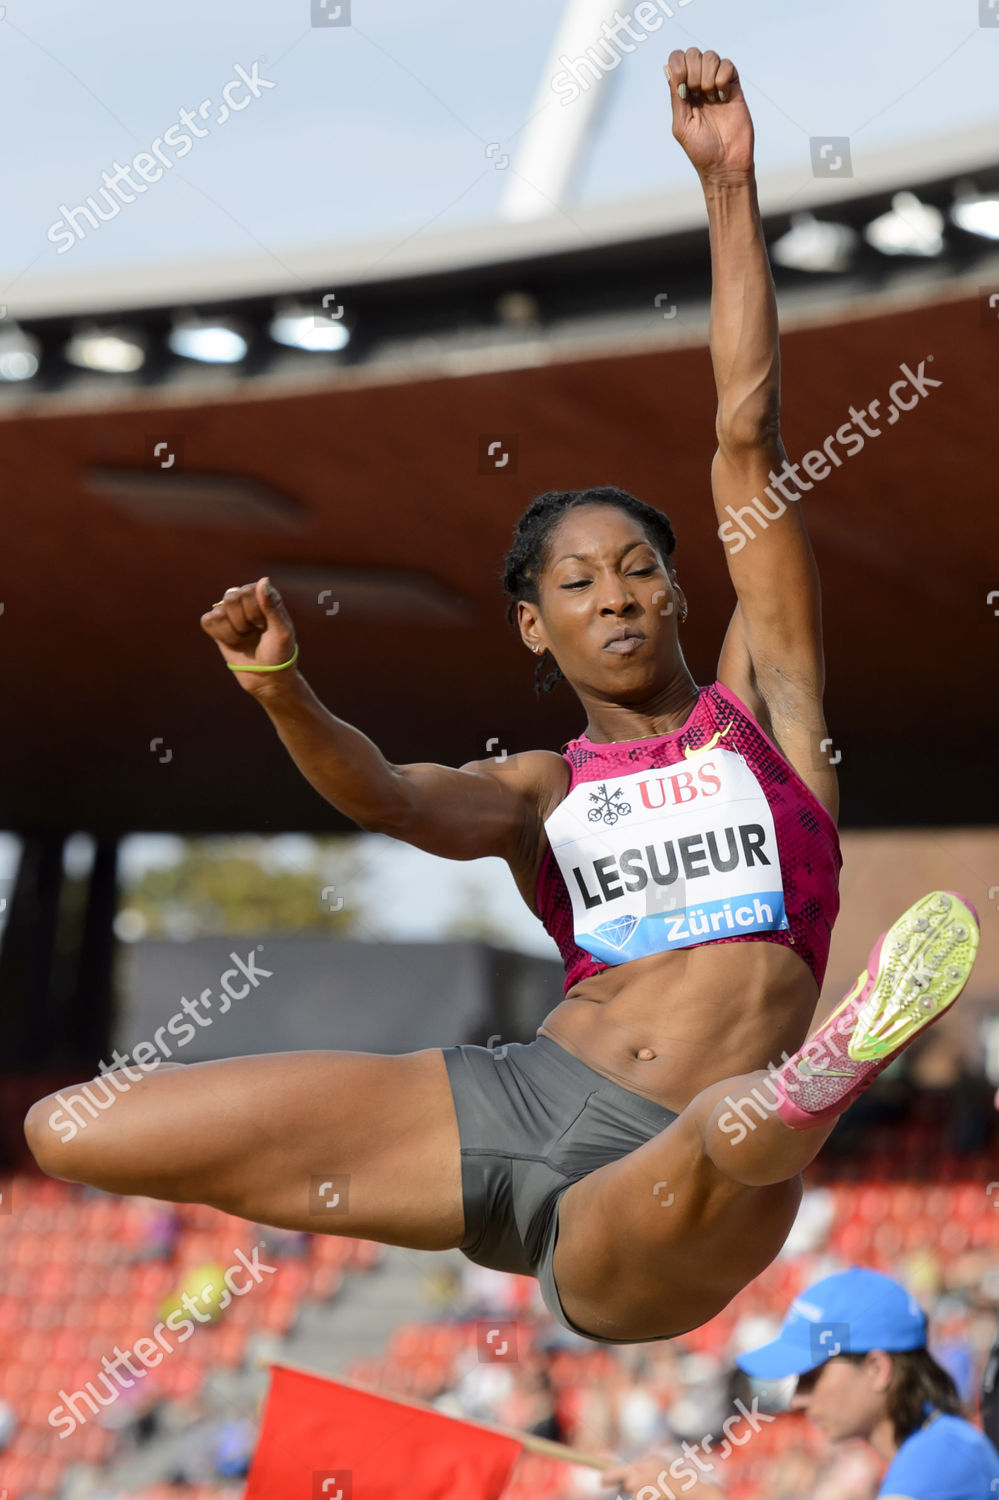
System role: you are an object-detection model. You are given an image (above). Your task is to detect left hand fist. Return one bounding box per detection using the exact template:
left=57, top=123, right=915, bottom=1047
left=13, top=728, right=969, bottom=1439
left=665, top=48, right=754, bottom=182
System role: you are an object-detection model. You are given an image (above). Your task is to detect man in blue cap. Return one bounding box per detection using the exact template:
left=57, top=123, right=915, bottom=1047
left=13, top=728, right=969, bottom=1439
left=734, top=1266, right=999, bottom=1499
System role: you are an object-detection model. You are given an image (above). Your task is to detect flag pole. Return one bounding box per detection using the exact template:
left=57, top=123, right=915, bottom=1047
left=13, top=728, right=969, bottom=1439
left=257, top=1356, right=611, bottom=1470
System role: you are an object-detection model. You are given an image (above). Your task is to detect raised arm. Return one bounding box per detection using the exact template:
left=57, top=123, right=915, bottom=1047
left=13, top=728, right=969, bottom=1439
left=250, top=672, right=552, bottom=864
left=665, top=50, right=829, bottom=752
left=200, top=578, right=548, bottom=864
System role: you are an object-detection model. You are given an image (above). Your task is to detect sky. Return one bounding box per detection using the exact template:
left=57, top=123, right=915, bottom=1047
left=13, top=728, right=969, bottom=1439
left=2, top=0, right=997, bottom=298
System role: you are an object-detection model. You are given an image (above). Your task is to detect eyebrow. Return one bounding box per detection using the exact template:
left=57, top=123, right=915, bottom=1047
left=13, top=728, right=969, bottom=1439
left=553, top=541, right=653, bottom=565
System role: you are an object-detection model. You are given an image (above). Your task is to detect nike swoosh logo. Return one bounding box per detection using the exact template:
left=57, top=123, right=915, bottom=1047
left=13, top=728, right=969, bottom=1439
left=682, top=720, right=733, bottom=759
left=795, top=1058, right=855, bottom=1079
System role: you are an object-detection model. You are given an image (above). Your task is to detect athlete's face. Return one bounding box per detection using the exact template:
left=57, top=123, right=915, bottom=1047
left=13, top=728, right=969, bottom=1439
left=790, top=1353, right=891, bottom=1442
left=519, top=505, right=685, bottom=695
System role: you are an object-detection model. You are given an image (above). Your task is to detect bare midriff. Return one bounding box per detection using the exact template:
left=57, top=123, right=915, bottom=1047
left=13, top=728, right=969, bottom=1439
left=516, top=722, right=834, bottom=1115
left=535, top=938, right=820, bottom=1114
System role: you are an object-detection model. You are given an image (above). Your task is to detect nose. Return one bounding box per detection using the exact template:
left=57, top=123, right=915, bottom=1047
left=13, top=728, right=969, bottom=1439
left=598, top=580, right=640, bottom=614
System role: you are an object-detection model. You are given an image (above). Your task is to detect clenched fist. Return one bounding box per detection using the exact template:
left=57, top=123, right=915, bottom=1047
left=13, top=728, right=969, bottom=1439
left=665, top=48, right=754, bottom=183
left=200, top=577, right=298, bottom=693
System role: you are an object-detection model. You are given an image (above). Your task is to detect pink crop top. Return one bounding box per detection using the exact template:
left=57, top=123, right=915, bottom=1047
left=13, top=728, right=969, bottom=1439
left=535, top=680, right=842, bottom=994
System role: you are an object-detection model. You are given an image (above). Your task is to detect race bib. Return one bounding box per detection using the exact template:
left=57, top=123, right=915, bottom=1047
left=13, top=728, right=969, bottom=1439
left=543, top=745, right=787, bottom=966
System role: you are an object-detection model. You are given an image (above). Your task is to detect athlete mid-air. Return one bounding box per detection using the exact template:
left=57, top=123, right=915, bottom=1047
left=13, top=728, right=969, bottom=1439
left=26, top=48, right=979, bottom=1345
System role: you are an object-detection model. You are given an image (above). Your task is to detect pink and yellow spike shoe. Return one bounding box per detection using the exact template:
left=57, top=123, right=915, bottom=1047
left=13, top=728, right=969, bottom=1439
left=773, top=890, right=980, bottom=1130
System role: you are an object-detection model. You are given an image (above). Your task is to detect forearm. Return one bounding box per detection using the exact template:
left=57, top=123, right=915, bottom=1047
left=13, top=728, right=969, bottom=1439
left=702, top=172, right=780, bottom=444
left=247, top=671, right=404, bottom=829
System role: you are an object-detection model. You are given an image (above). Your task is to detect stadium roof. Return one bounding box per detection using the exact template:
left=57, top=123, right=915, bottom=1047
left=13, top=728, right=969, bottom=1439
left=3, top=268, right=996, bottom=837
left=9, top=120, right=999, bottom=318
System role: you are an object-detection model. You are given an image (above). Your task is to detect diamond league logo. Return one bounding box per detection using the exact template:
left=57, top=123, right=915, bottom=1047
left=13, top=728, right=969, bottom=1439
left=591, top=912, right=640, bottom=950
left=586, top=782, right=631, bottom=826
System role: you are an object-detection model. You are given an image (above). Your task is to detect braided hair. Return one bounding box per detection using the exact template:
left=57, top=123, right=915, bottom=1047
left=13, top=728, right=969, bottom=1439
left=499, top=485, right=677, bottom=696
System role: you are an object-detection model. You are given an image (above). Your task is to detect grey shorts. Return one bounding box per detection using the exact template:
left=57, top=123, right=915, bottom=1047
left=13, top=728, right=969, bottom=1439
left=441, top=1033, right=678, bottom=1344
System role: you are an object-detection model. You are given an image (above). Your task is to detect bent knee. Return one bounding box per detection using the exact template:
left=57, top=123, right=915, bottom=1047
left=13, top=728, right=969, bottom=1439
left=23, top=1067, right=166, bottom=1182
left=24, top=1092, right=91, bottom=1180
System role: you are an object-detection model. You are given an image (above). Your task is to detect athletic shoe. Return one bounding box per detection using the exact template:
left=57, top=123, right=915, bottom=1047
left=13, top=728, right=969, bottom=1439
left=772, top=890, right=979, bottom=1130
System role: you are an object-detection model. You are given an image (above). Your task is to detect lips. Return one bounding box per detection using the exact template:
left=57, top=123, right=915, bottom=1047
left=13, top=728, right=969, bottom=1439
left=603, top=628, right=646, bottom=654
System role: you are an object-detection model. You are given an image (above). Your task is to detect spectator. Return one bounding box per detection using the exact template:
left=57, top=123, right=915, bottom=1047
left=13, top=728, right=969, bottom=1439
left=981, top=1318, right=999, bottom=1451
left=0, top=1396, right=16, bottom=1451
left=598, top=1439, right=727, bottom=1499
left=211, top=1414, right=257, bottom=1477
left=735, top=1267, right=999, bottom=1499
left=128, top=1196, right=180, bottom=1261
left=254, top=1221, right=309, bottom=1257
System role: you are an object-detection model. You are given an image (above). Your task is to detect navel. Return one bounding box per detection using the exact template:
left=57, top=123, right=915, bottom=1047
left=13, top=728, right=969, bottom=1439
left=636, top=1046, right=656, bottom=1061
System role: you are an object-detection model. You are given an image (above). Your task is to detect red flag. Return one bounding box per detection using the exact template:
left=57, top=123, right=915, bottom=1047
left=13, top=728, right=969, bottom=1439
left=246, top=1366, right=524, bottom=1500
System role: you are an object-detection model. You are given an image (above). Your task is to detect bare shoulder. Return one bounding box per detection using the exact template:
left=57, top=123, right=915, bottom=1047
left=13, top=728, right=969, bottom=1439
left=460, top=749, right=570, bottom=918
left=460, top=747, right=570, bottom=821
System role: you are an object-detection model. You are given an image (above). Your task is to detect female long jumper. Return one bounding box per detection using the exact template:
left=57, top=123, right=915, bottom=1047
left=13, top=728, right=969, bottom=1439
left=26, top=50, right=980, bottom=1345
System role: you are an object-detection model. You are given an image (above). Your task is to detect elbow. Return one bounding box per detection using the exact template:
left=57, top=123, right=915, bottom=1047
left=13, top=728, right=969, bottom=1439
left=356, top=805, right=405, bottom=838
left=715, top=406, right=781, bottom=456
left=715, top=379, right=781, bottom=453
left=357, top=772, right=411, bottom=838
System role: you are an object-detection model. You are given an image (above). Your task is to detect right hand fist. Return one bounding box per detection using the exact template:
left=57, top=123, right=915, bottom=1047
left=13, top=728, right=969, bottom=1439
left=200, top=577, right=298, bottom=693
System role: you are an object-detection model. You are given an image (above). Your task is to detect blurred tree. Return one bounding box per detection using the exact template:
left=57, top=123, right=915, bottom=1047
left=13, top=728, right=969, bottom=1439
left=117, top=835, right=368, bottom=938
left=439, top=877, right=509, bottom=944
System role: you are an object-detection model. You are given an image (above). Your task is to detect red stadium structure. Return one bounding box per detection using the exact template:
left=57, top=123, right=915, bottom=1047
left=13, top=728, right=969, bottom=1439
left=2, top=121, right=998, bottom=1499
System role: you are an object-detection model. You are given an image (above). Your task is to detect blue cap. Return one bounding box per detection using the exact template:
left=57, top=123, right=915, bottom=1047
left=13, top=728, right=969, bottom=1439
left=734, top=1267, right=927, bottom=1379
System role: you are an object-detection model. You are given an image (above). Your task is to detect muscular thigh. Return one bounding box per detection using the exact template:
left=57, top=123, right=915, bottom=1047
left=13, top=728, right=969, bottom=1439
left=28, top=1049, right=465, bottom=1251
left=552, top=1114, right=801, bottom=1341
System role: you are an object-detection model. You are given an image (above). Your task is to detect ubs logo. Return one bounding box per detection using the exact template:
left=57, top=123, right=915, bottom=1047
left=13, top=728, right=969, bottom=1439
left=587, top=782, right=631, bottom=826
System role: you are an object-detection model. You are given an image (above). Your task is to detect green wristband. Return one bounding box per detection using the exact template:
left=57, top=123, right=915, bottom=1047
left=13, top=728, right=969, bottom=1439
left=228, top=642, right=300, bottom=673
